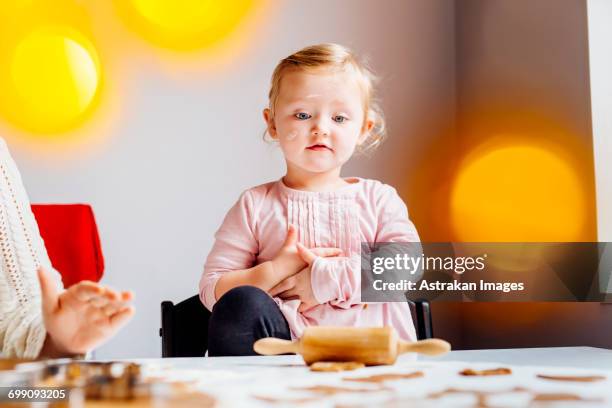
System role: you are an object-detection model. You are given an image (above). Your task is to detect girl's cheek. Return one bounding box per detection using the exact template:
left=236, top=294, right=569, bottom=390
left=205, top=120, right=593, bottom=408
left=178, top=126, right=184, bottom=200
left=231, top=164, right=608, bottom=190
left=285, top=130, right=299, bottom=141
left=280, top=123, right=307, bottom=142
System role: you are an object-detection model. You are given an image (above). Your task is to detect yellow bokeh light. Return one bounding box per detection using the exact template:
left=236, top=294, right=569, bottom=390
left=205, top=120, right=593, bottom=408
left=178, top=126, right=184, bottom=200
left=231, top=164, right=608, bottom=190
left=118, top=0, right=255, bottom=50
left=450, top=145, right=586, bottom=242
left=0, top=26, right=101, bottom=134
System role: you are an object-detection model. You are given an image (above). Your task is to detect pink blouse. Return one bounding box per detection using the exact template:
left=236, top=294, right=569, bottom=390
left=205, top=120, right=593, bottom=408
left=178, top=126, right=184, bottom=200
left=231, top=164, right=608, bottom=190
left=199, top=178, right=420, bottom=341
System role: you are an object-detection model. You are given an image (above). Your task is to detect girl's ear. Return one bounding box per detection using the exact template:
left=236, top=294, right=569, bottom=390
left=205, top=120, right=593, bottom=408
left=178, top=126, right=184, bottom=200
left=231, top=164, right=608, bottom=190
left=263, top=108, right=278, bottom=139
left=358, top=118, right=375, bottom=145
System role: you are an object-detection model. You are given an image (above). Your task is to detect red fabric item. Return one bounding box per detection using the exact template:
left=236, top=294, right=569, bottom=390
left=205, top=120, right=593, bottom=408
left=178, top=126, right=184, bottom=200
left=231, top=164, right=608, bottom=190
left=31, top=204, right=104, bottom=288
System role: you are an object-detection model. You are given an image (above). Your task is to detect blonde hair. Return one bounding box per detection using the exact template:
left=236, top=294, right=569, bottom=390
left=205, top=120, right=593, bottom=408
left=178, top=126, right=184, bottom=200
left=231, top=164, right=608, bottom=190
left=265, top=43, right=386, bottom=153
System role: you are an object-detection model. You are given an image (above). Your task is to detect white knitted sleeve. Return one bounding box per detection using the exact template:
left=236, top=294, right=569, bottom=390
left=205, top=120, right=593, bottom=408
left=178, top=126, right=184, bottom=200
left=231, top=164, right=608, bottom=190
left=0, top=138, right=61, bottom=358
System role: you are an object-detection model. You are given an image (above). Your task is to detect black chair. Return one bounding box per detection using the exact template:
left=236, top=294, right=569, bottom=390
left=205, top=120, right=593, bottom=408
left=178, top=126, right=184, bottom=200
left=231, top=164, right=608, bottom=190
left=407, top=298, right=434, bottom=340
left=160, top=295, right=211, bottom=357
left=160, top=295, right=433, bottom=357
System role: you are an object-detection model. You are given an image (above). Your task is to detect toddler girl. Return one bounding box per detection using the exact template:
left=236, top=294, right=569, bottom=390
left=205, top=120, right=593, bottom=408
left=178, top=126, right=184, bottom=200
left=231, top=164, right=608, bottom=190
left=199, top=43, right=420, bottom=356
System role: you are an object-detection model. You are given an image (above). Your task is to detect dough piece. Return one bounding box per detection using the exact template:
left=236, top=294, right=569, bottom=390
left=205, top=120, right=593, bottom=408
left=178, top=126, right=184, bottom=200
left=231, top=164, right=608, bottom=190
left=532, top=393, right=602, bottom=402
left=459, top=367, right=512, bottom=376
left=253, top=395, right=321, bottom=404
left=291, top=385, right=383, bottom=395
left=309, top=361, right=365, bottom=372
left=536, top=374, right=606, bottom=382
left=344, top=372, right=424, bottom=383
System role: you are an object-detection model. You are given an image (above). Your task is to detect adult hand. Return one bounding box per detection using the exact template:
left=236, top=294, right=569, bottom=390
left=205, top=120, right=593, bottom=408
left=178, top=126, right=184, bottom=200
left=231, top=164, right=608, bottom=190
left=38, top=267, right=134, bottom=357
left=270, top=243, right=322, bottom=313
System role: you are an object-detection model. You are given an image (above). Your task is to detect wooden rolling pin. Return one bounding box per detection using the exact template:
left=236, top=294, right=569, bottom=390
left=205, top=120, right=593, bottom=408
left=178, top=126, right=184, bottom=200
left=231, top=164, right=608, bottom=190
left=254, top=326, right=450, bottom=366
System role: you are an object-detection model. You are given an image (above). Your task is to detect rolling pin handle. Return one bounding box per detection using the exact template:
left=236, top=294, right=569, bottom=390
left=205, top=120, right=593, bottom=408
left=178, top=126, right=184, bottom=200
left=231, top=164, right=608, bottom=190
left=253, top=338, right=300, bottom=355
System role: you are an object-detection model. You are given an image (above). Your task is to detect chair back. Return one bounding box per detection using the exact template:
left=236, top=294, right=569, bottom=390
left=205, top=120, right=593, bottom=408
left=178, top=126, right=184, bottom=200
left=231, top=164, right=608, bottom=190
left=32, top=204, right=104, bottom=287
left=161, top=295, right=211, bottom=357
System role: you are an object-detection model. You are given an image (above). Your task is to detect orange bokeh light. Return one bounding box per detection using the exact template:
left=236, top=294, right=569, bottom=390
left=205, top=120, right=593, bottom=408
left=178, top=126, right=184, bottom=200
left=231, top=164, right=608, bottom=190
left=451, top=143, right=587, bottom=242
left=115, top=0, right=256, bottom=51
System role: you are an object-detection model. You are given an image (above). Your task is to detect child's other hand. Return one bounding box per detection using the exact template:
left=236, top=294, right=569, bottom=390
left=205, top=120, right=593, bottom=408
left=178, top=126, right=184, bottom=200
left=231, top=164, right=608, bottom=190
left=269, top=243, right=324, bottom=312
left=269, top=265, right=317, bottom=312
left=272, top=225, right=341, bottom=279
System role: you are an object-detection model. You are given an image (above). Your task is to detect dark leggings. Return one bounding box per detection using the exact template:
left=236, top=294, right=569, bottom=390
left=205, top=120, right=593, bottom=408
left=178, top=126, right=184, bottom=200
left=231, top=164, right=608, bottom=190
left=208, top=286, right=291, bottom=356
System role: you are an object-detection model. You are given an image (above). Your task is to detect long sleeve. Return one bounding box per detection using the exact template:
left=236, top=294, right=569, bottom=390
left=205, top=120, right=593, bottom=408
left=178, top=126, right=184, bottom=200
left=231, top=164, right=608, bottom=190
left=310, top=185, right=420, bottom=308
left=199, top=190, right=259, bottom=311
left=0, top=138, right=61, bottom=358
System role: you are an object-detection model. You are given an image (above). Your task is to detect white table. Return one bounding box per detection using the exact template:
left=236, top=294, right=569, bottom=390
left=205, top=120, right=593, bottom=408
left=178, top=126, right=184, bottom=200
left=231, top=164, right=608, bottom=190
left=420, top=346, right=612, bottom=369
left=128, top=347, right=612, bottom=407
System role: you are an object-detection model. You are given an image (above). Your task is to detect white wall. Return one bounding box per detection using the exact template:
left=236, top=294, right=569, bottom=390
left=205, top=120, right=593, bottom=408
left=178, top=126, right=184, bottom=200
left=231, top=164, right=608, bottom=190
left=587, top=0, right=612, bottom=242
left=8, top=0, right=456, bottom=358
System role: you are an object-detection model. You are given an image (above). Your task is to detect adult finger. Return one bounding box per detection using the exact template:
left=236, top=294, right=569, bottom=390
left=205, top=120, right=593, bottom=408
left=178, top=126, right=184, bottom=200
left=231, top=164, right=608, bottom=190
left=69, top=281, right=104, bottom=302
left=100, top=287, right=120, bottom=302
left=109, top=306, right=135, bottom=327
left=100, top=291, right=133, bottom=315
left=88, top=295, right=110, bottom=308
left=120, top=291, right=133, bottom=302
left=102, top=300, right=127, bottom=317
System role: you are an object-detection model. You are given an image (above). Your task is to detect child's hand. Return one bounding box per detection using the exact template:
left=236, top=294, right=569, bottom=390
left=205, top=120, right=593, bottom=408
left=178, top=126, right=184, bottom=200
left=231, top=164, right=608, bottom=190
left=271, top=225, right=341, bottom=280
left=269, top=243, right=323, bottom=312
left=269, top=265, right=317, bottom=312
